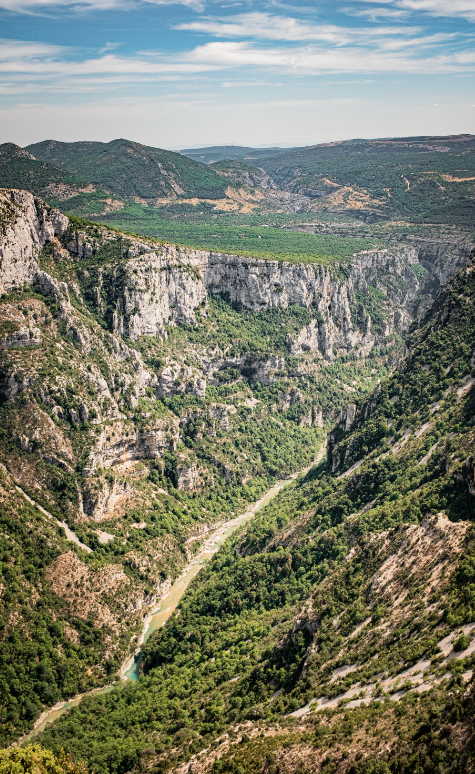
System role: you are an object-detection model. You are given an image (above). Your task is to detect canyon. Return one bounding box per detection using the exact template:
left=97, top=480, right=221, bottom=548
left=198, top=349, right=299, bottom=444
left=0, top=177, right=474, bottom=774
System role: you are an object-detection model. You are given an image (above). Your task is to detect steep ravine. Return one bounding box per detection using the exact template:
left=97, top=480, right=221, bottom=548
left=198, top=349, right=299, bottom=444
left=20, top=444, right=325, bottom=743
left=0, top=187, right=473, bottom=750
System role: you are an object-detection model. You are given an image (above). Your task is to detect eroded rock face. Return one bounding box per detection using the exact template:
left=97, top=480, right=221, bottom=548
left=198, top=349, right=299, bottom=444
left=3, top=190, right=470, bottom=367
left=107, top=239, right=471, bottom=359
left=107, top=248, right=373, bottom=355
left=84, top=416, right=180, bottom=473
left=112, top=248, right=207, bottom=339
left=155, top=361, right=206, bottom=399
left=175, top=461, right=200, bottom=490
left=82, top=476, right=134, bottom=522
left=0, top=326, right=41, bottom=350
left=204, top=253, right=341, bottom=311
left=455, top=459, right=475, bottom=497
left=0, top=189, right=68, bottom=295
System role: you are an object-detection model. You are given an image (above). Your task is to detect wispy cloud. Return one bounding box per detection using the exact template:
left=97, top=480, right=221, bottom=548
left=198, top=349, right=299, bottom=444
left=353, top=0, right=475, bottom=22
left=98, top=42, right=122, bottom=54
left=221, top=80, right=283, bottom=87
left=345, top=6, right=410, bottom=21
left=187, top=39, right=475, bottom=74
left=0, top=38, right=68, bottom=58
left=0, top=0, right=202, bottom=14
left=0, top=39, right=215, bottom=78
left=176, top=12, right=422, bottom=42
left=0, top=24, right=473, bottom=98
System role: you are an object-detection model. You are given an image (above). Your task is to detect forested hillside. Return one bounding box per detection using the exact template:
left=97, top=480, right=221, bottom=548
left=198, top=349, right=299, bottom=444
left=254, top=134, right=475, bottom=226
left=26, top=140, right=228, bottom=203
left=183, top=135, right=475, bottom=226
left=180, top=146, right=287, bottom=164
left=0, top=144, right=91, bottom=202
left=33, top=256, right=475, bottom=772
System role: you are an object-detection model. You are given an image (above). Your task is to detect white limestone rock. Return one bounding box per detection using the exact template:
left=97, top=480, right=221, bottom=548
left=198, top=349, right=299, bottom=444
left=0, top=325, right=42, bottom=350
left=0, top=189, right=68, bottom=296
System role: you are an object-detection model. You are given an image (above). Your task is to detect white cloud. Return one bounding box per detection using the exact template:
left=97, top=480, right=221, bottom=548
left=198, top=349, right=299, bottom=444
left=0, top=26, right=473, bottom=97
left=0, top=0, right=202, bottom=13
left=346, top=6, right=410, bottom=21
left=176, top=12, right=423, bottom=43
left=186, top=39, right=475, bottom=74
left=0, top=40, right=217, bottom=77
left=398, top=0, right=475, bottom=21
left=0, top=38, right=67, bottom=58
left=353, top=0, right=475, bottom=22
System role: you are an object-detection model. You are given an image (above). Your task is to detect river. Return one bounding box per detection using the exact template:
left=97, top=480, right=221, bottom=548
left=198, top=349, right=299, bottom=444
left=23, top=446, right=324, bottom=742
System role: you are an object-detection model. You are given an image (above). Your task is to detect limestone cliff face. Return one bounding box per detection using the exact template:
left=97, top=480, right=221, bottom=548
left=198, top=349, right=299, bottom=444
left=84, top=414, right=180, bottom=474
left=109, top=249, right=373, bottom=360
left=349, top=239, right=471, bottom=321
left=111, top=247, right=207, bottom=339
left=201, top=253, right=375, bottom=359
left=81, top=476, right=134, bottom=522
left=0, top=189, right=68, bottom=295
left=203, top=253, right=338, bottom=310
left=0, top=325, right=42, bottom=350
left=106, top=238, right=471, bottom=362
left=327, top=256, right=475, bottom=475
left=1, top=191, right=471, bottom=356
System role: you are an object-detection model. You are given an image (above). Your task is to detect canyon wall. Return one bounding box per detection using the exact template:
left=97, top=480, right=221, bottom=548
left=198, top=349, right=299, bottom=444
left=1, top=190, right=471, bottom=366
left=107, top=238, right=472, bottom=362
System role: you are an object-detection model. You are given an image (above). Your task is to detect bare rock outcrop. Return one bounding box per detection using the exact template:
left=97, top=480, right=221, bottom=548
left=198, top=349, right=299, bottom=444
left=82, top=476, right=134, bottom=522
left=108, top=238, right=470, bottom=359
left=0, top=325, right=41, bottom=350
left=0, top=189, right=68, bottom=296
left=83, top=415, right=180, bottom=474
left=112, top=248, right=207, bottom=339
left=175, top=460, right=200, bottom=490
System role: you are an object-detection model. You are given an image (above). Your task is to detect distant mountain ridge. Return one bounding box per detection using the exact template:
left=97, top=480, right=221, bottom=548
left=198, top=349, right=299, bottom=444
left=180, top=145, right=289, bottom=164
left=0, top=143, right=92, bottom=201
left=181, top=134, right=475, bottom=225
left=0, top=133, right=472, bottom=227
left=181, top=135, right=475, bottom=162
left=26, top=138, right=228, bottom=203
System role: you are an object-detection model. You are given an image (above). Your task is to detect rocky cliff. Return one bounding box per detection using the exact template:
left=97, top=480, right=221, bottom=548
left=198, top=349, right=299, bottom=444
left=2, top=188, right=469, bottom=366
left=327, top=254, right=475, bottom=474
left=0, top=189, right=68, bottom=295
left=80, top=234, right=472, bottom=363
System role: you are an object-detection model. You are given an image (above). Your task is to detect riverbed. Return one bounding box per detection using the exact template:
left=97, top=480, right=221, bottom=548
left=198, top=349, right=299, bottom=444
left=23, top=445, right=324, bottom=741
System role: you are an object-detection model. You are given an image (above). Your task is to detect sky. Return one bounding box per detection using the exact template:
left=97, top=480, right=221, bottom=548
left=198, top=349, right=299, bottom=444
left=0, top=0, right=475, bottom=149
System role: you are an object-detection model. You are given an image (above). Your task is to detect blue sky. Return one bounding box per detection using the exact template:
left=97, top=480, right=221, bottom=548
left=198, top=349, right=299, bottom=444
left=1, top=0, right=474, bottom=148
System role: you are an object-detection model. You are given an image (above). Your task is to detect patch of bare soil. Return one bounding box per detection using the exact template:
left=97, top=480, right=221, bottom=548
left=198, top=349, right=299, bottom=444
left=369, top=513, right=467, bottom=606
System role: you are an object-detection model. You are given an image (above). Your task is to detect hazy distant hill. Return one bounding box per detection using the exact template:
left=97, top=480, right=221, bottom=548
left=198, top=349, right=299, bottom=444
left=180, top=145, right=288, bottom=164
left=27, top=138, right=228, bottom=202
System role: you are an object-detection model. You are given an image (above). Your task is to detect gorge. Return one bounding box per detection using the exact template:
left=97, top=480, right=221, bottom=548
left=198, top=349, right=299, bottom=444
left=0, top=133, right=475, bottom=774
